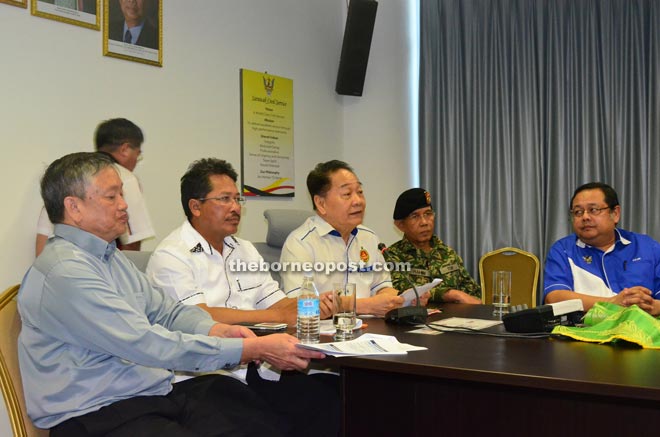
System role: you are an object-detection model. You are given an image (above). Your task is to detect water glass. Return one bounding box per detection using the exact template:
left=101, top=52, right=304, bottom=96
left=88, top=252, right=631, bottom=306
left=492, top=271, right=512, bottom=317
left=333, top=282, right=357, bottom=340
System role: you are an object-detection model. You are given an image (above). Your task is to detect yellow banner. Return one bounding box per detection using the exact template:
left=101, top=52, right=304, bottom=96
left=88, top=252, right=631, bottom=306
left=240, top=69, right=294, bottom=197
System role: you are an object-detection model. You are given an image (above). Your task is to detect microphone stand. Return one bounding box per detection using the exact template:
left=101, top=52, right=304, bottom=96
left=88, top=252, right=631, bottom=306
left=384, top=271, right=428, bottom=325
left=379, top=243, right=428, bottom=325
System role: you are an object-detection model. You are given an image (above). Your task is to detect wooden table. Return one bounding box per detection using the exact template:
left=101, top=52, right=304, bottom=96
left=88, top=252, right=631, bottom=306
left=325, top=304, right=660, bottom=436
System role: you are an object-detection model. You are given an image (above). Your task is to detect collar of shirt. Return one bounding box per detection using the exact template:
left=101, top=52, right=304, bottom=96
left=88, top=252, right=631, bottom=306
left=53, top=223, right=117, bottom=262
left=180, top=220, right=237, bottom=256
left=123, top=21, right=145, bottom=43
left=575, top=228, right=631, bottom=250
left=400, top=234, right=442, bottom=254
left=311, top=214, right=359, bottom=239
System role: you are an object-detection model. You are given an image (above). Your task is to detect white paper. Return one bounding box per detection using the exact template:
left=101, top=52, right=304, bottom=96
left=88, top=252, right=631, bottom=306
left=429, top=317, right=502, bottom=331
left=296, top=333, right=427, bottom=357
left=400, top=278, right=443, bottom=306
left=407, top=327, right=444, bottom=335
left=319, top=318, right=363, bottom=335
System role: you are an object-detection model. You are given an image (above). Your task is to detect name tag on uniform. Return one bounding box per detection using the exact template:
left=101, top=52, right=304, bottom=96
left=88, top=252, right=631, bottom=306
left=410, top=268, right=430, bottom=278
left=440, top=264, right=460, bottom=275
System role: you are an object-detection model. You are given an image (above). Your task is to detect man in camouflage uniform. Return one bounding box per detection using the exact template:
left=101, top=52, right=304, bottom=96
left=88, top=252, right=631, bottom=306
left=384, top=188, right=481, bottom=303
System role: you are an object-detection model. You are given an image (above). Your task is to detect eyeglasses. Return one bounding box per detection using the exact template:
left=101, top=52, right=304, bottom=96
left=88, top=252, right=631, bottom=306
left=570, top=206, right=610, bottom=218
left=198, top=195, right=246, bottom=206
left=407, top=210, right=435, bottom=223
left=127, top=143, right=143, bottom=160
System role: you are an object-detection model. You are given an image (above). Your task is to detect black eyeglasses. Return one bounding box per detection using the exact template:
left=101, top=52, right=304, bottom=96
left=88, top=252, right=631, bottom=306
left=569, top=206, right=610, bottom=218
left=198, top=195, right=246, bottom=206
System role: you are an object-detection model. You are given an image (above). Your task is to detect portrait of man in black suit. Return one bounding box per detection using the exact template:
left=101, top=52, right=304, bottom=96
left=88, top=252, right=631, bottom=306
left=108, top=0, right=159, bottom=50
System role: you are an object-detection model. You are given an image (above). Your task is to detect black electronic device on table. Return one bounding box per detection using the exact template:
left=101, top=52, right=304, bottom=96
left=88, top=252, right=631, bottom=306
left=377, top=243, right=428, bottom=325
left=502, top=300, right=584, bottom=333
left=239, top=322, right=287, bottom=335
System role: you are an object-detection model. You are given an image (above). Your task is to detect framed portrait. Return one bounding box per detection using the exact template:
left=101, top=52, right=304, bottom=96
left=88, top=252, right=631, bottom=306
left=31, top=0, right=100, bottom=30
left=103, top=0, right=162, bottom=67
left=1, top=0, right=27, bottom=8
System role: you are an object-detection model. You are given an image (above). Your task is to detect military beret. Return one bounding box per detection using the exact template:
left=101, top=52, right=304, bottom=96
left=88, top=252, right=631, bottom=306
left=393, top=188, right=432, bottom=220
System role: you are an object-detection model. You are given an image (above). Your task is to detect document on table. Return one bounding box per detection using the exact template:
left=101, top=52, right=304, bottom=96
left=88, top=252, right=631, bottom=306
left=429, top=317, right=502, bottom=331
left=400, top=278, right=443, bottom=306
left=296, top=333, right=427, bottom=357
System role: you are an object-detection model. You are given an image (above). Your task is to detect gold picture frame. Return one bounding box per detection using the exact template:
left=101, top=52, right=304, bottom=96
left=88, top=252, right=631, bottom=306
left=103, top=0, right=162, bottom=67
left=31, top=0, right=100, bottom=30
left=0, top=0, right=27, bottom=8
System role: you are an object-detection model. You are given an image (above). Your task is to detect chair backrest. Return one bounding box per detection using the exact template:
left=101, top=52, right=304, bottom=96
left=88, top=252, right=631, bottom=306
left=479, top=247, right=540, bottom=308
left=263, top=209, right=314, bottom=249
left=122, top=250, right=153, bottom=273
left=254, top=209, right=314, bottom=287
left=0, top=285, right=49, bottom=437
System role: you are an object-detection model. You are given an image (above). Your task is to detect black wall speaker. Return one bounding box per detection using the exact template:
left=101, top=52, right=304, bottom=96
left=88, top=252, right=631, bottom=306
left=335, top=0, right=378, bottom=96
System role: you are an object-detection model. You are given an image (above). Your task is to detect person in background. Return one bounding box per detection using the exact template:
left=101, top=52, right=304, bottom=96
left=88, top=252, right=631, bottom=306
left=280, top=160, right=429, bottom=317
left=35, top=118, right=154, bottom=255
left=19, top=152, right=325, bottom=435
left=544, top=181, right=660, bottom=315
left=384, top=188, right=481, bottom=304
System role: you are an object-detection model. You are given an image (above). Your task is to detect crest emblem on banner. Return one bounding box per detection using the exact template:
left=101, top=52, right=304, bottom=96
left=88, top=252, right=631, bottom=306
left=263, top=76, right=275, bottom=96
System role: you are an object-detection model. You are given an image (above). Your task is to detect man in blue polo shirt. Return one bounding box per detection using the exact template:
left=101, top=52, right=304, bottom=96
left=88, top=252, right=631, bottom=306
left=543, top=182, right=660, bottom=316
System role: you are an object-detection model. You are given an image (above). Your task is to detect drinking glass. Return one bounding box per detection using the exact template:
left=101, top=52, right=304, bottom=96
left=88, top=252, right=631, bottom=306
left=333, top=282, right=357, bottom=340
left=492, top=271, right=512, bottom=317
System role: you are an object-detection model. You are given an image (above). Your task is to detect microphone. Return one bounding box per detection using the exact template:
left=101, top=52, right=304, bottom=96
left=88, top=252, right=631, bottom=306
left=378, top=243, right=428, bottom=325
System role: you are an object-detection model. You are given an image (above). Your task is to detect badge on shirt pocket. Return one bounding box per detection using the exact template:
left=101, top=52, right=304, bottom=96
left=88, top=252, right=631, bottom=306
left=440, top=264, right=459, bottom=275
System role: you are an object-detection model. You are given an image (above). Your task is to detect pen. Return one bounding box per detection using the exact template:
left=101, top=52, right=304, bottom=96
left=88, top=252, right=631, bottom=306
left=623, top=261, right=627, bottom=271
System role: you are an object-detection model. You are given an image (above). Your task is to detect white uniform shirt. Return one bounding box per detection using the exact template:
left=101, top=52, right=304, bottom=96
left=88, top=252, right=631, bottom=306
left=147, top=220, right=286, bottom=382
left=280, top=215, right=392, bottom=299
left=116, top=165, right=155, bottom=245
left=147, top=220, right=285, bottom=310
left=36, top=164, right=154, bottom=245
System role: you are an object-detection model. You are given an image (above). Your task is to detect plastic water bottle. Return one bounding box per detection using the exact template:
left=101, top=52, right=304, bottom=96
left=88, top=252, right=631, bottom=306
left=297, top=273, right=320, bottom=344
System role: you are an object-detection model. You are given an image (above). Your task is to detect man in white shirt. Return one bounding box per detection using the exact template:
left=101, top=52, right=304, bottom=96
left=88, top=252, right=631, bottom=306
left=146, top=158, right=333, bottom=325
left=147, top=158, right=339, bottom=437
left=280, top=160, right=430, bottom=317
left=35, top=118, right=154, bottom=255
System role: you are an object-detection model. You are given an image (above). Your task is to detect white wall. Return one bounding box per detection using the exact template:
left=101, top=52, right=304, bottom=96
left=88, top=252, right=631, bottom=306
left=341, top=0, right=418, bottom=244
left=0, top=0, right=413, bottom=432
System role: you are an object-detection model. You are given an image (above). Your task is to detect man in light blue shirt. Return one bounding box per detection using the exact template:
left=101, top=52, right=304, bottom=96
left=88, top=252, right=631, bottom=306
left=19, top=152, right=323, bottom=435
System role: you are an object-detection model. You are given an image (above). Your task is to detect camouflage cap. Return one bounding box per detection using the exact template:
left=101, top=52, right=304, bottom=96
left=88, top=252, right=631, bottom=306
left=393, top=188, right=432, bottom=219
